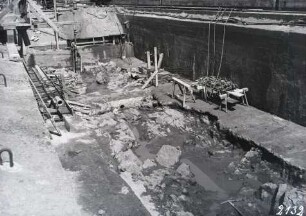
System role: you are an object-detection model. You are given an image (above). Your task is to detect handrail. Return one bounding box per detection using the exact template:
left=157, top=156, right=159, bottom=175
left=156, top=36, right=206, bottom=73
left=0, top=73, right=7, bottom=87
left=0, top=148, right=14, bottom=167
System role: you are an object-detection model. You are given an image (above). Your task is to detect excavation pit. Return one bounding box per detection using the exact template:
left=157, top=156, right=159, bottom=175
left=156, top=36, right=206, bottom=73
left=46, top=60, right=305, bottom=216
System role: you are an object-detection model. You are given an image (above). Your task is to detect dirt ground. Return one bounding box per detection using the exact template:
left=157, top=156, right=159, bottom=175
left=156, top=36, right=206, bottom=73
left=46, top=60, right=305, bottom=216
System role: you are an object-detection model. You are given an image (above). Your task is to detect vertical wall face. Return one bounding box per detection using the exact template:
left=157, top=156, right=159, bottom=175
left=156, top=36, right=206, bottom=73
left=122, top=15, right=306, bottom=126
left=112, top=0, right=306, bottom=10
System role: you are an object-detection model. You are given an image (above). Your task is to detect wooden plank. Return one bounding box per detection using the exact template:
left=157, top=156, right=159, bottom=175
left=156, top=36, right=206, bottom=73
left=172, top=77, right=191, bottom=89
left=157, top=53, right=164, bottom=69
left=142, top=69, right=159, bottom=89
left=6, top=43, right=20, bottom=62
left=142, top=52, right=164, bottom=89
left=146, top=51, right=151, bottom=70
left=172, top=77, right=196, bottom=104
left=66, top=100, right=91, bottom=108
left=154, top=47, right=158, bottom=87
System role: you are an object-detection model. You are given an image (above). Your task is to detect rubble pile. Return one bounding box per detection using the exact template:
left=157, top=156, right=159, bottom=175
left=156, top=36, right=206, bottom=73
left=54, top=58, right=305, bottom=216
left=195, top=76, right=238, bottom=94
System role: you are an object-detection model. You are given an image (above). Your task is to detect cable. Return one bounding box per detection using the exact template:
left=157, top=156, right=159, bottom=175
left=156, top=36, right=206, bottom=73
left=206, top=7, right=221, bottom=77
left=212, top=8, right=226, bottom=76
left=206, top=22, right=210, bottom=76
left=86, top=10, right=108, bottom=19
left=216, top=8, right=233, bottom=79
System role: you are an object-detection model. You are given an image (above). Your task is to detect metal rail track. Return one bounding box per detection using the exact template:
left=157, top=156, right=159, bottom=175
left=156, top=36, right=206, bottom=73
left=23, top=61, right=73, bottom=136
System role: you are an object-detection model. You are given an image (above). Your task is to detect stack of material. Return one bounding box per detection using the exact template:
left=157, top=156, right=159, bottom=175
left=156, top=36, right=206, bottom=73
left=45, top=68, right=86, bottom=96
left=66, top=100, right=91, bottom=115
left=196, top=76, right=238, bottom=95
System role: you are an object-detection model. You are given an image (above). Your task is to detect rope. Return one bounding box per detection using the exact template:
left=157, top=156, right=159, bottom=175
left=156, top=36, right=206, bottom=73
left=206, top=22, right=210, bottom=76
left=216, top=8, right=234, bottom=79
left=212, top=8, right=226, bottom=76
left=206, top=7, right=220, bottom=77
left=86, top=10, right=108, bottom=20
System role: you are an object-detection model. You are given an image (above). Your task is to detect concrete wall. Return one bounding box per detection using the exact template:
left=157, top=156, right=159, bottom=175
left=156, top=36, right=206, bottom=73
left=26, top=49, right=72, bottom=68
left=112, top=0, right=306, bottom=10
left=26, top=43, right=134, bottom=68
left=122, top=15, right=306, bottom=126
left=78, top=43, right=134, bottom=64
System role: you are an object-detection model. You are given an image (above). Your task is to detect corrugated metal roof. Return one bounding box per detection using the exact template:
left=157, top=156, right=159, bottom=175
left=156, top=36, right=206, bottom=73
left=58, top=7, right=125, bottom=40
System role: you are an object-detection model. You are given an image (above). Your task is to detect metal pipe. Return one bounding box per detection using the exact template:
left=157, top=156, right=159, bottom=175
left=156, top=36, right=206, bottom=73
left=0, top=73, right=7, bottom=87
left=53, top=96, right=64, bottom=107
left=0, top=148, right=14, bottom=167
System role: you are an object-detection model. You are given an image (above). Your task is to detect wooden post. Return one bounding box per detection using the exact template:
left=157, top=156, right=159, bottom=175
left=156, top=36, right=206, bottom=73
left=154, top=47, right=158, bottom=87
left=54, top=0, right=59, bottom=50
left=157, top=53, right=164, bottom=69
left=172, top=83, right=176, bottom=98
left=142, top=52, right=164, bottom=90
left=183, top=86, right=186, bottom=107
left=146, top=51, right=151, bottom=69
left=80, top=55, right=82, bottom=73
left=54, top=0, right=57, bottom=20
left=192, top=54, right=196, bottom=81
left=55, top=31, right=59, bottom=50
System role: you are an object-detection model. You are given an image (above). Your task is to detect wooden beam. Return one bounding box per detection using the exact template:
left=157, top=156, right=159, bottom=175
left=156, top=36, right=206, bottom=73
left=171, top=77, right=196, bottom=107
left=6, top=43, right=20, bottom=62
left=27, top=0, right=65, bottom=38
left=142, top=52, right=164, bottom=89
left=157, top=53, right=164, bottom=69
left=172, top=77, right=192, bottom=89
left=146, top=51, right=151, bottom=70
left=154, top=47, right=158, bottom=86
left=142, top=69, right=159, bottom=89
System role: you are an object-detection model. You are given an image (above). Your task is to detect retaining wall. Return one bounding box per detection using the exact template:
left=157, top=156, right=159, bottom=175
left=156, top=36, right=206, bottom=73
left=112, top=0, right=306, bottom=10
left=121, top=14, right=306, bottom=126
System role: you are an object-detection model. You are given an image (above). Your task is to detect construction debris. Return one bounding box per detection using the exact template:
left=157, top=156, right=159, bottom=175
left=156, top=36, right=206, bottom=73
left=195, top=76, right=238, bottom=94
left=156, top=145, right=182, bottom=168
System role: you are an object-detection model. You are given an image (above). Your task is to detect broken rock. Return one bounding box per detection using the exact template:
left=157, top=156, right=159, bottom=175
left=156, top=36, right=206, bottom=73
left=244, top=148, right=262, bottom=163
left=282, top=187, right=305, bottom=209
left=176, top=163, right=192, bottom=178
left=143, top=169, right=169, bottom=190
left=260, top=182, right=278, bottom=195
left=116, top=149, right=143, bottom=174
left=96, top=67, right=108, bottom=84
left=176, top=211, right=194, bottom=216
left=156, top=145, right=181, bottom=168
left=142, top=159, right=157, bottom=169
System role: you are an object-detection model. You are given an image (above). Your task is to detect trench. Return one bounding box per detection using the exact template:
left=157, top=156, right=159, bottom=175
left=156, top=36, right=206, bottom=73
left=44, top=61, right=305, bottom=216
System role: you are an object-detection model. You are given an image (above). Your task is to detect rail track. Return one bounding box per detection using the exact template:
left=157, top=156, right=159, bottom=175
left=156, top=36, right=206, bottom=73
left=23, top=61, right=73, bottom=136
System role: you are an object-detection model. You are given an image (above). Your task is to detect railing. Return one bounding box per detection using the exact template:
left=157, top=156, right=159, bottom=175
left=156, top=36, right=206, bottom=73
left=0, top=73, right=7, bottom=87
left=0, top=148, right=14, bottom=167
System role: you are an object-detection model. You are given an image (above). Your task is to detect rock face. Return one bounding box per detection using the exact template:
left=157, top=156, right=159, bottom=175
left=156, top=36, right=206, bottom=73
left=156, top=145, right=181, bottom=168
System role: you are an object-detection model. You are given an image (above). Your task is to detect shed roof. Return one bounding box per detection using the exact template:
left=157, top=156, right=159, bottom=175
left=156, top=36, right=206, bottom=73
left=58, top=7, right=125, bottom=40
